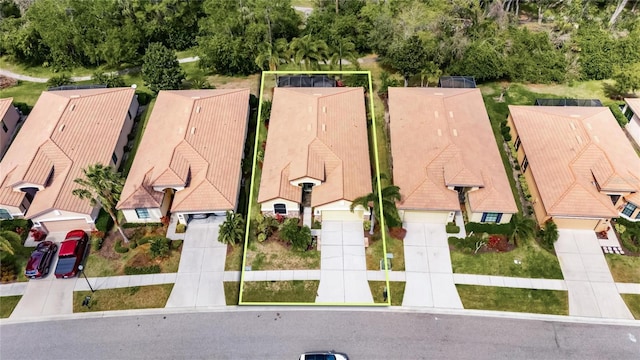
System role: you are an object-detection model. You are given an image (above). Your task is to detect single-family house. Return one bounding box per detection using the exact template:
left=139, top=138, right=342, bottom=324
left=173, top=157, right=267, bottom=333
left=0, top=88, right=139, bottom=231
left=622, top=98, right=640, bottom=148
left=258, top=87, right=372, bottom=222
left=0, top=97, right=20, bottom=160
left=508, top=105, right=640, bottom=231
left=388, top=87, right=517, bottom=224
left=117, top=89, right=250, bottom=225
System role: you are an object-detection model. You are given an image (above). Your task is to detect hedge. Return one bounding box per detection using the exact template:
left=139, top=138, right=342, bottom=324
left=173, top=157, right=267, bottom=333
left=465, top=222, right=513, bottom=235
left=122, top=222, right=163, bottom=229
left=445, top=222, right=460, bottom=234
left=124, top=265, right=161, bottom=275
left=114, top=240, right=129, bottom=253
left=95, top=210, right=113, bottom=233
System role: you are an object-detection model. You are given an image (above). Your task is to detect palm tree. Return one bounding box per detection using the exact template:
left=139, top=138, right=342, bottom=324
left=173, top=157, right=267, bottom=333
left=510, top=213, right=537, bottom=245
left=0, top=231, right=16, bottom=256
left=350, top=174, right=402, bottom=235
left=73, top=163, right=129, bottom=242
left=218, top=211, right=245, bottom=246
left=328, top=39, right=359, bottom=72
left=255, top=38, right=289, bottom=71
left=289, top=35, right=329, bottom=71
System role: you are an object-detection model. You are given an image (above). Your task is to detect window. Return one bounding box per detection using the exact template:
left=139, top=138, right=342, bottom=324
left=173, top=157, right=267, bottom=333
left=622, top=202, right=637, bottom=217
left=521, top=156, right=529, bottom=173
left=0, top=209, right=11, bottom=220
left=274, top=203, right=286, bottom=214
left=135, top=208, right=150, bottom=219
left=514, top=136, right=521, bottom=151
left=609, top=195, right=621, bottom=206
left=112, top=152, right=118, bottom=164
left=1, top=121, right=7, bottom=133
left=623, top=106, right=634, bottom=121
left=481, top=212, right=502, bottom=223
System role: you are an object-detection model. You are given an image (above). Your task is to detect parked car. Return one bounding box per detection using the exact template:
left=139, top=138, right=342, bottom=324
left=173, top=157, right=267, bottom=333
left=191, top=213, right=209, bottom=220
left=54, top=230, right=89, bottom=279
left=24, top=241, right=58, bottom=279
left=299, top=351, right=349, bottom=360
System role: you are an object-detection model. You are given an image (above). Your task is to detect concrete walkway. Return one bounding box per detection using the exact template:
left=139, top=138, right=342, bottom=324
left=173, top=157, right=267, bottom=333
left=402, top=222, right=463, bottom=309
left=556, top=229, right=633, bottom=319
left=453, top=274, right=567, bottom=291
left=165, top=217, right=228, bottom=308
left=316, top=220, right=373, bottom=303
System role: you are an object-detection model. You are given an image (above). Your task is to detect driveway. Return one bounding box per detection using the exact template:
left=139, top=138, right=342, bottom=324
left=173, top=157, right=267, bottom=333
left=402, top=222, right=463, bottom=309
left=10, top=273, right=77, bottom=319
left=165, top=217, right=227, bottom=308
left=555, top=229, right=633, bottom=319
left=316, top=220, right=373, bottom=303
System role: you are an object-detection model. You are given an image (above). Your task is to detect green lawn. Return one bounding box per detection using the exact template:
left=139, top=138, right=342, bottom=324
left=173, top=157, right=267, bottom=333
left=122, top=99, right=155, bottom=176
left=224, top=282, right=240, bottom=305
left=366, top=236, right=404, bottom=271
left=246, top=241, right=321, bottom=270
left=84, top=241, right=181, bottom=277
left=450, top=237, right=563, bottom=279
left=241, top=280, right=319, bottom=303
left=0, top=81, right=49, bottom=108
left=0, top=56, right=94, bottom=78
left=605, top=254, right=640, bottom=283
left=621, top=294, right=640, bottom=320
left=73, top=284, right=173, bottom=312
left=457, top=285, right=568, bottom=315
left=225, top=245, right=244, bottom=271
left=369, top=281, right=405, bottom=305
left=0, top=295, right=22, bottom=318
left=175, top=48, right=198, bottom=59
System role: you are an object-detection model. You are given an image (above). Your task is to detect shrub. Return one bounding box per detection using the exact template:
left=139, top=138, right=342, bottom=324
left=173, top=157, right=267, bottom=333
left=46, top=74, right=72, bottom=88
left=95, top=210, right=113, bottom=233
left=257, top=233, right=267, bottom=242
left=136, top=91, right=152, bottom=105
left=616, top=218, right=640, bottom=252
left=445, top=222, right=460, bottom=234
left=291, top=225, right=312, bottom=251
left=609, top=104, right=629, bottom=127
left=129, top=240, right=138, bottom=249
left=122, top=222, right=163, bottom=229
left=363, top=220, right=371, bottom=232
left=149, top=237, right=170, bottom=258
left=279, top=218, right=300, bottom=243
left=90, top=232, right=104, bottom=251
left=465, top=222, right=514, bottom=235
left=13, top=102, right=32, bottom=115
left=389, top=227, right=407, bottom=240
left=171, top=240, right=183, bottom=249
left=175, top=223, right=186, bottom=233
left=114, top=240, right=129, bottom=253
left=312, top=220, right=322, bottom=229
left=124, top=265, right=161, bottom=275
left=0, top=258, right=18, bottom=283
left=538, top=220, right=559, bottom=250
left=137, top=236, right=150, bottom=245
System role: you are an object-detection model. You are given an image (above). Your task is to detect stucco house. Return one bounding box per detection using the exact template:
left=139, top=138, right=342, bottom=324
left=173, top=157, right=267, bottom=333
left=117, top=89, right=250, bottom=225
left=258, top=87, right=372, bottom=222
left=508, top=105, right=640, bottom=231
left=622, top=98, right=640, bottom=148
left=0, top=88, right=139, bottom=231
left=388, top=87, right=517, bottom=224
left=0, top=97, right=20, bottom=160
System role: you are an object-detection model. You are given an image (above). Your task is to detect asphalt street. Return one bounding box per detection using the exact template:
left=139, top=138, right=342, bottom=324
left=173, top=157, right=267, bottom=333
left=1, top=309, right=639, bottom=359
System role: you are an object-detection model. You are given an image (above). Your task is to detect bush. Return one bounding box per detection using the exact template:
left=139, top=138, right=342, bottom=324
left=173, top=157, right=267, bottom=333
left=363, top=220, right=371, bottom=232
left=136, top=92, right=152, bottom=105
left=616, top=218, right=640, bottom=253
left=90, top=231, right=104, bottom=251
left=465, top=222, right=514, bottom=236
left=312, top=220, right=322, bottom=229
left=0, top=219, right=31, bottom=240
left=175, top=223, right=186, bottom=233
left=257, top=233, right=267, bottom=242
left=291, top=225, right=312, bottom=251
left=149, top=237, right=170, bottom=258
left=124, top=265, right=161, bottom=275
left=122, top=222, right=163, bottom=229
left=114, top=240, right=129, bottom=253
left=279, top=218, right=300, bottom=243
left=538, top=220, right=559, bottom=250
left=13, top=102, right=32, bottom=115
left=171, top=240, right=182, bottom=250
left=609, top=104, right=629, bottom=127
left=95, top=210, right=113, bottom=233
left=0, top=257, right=18, bottom=283
left=46, top=74, right=72, bottom=88
left=389, top=227, right=407, bottom=240
left=129, top=240, right=138, bottom=249
left=445, top=222, right=460, bottom=234
left=137, top=236, right=150, bottom=245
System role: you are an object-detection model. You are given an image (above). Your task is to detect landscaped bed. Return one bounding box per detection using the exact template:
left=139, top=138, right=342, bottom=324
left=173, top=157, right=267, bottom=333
left=73, top=284, right=173, bottom=312
left=369, top=281, right=405, bottom=306
left=605, top=254, right=640, bottom=283
left=456, top=285, right=568, bottom=315
left=241, top=280, right=319, bottom=303
left=0, top=295, right=22, bottom=318
left=244, top=239, right=320, bottom=270
left=621, top=294, right=640, bottom=320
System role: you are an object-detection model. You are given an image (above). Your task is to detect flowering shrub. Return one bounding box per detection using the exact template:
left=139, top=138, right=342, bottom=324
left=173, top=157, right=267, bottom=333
left=29, top=229, right=46, bottom=241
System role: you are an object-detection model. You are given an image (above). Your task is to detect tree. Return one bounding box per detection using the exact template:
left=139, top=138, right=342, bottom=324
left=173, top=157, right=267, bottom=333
left=613, top=62, right=640, bottom=96
left=141, top=42, right=184, bottom=93
left=609, top=0, right=629, bottom=27
left=384, top=35, right=428, bottom=87
left=218, top=211, right=245, bottom=246
left=289, top=34, right=329, bottom=70
left=73, top=163, right=129, bottom=242
left=538, top=220, right=559, bottom=249
left=255, top=38, right=289, bottom=71
left=46, top=74, right=72, bottom=88
left=328, top=38, right=359, bottom=72
left=350, top=174, right=402, bottom=235
left=0, top=231, right=16, bottom=256
left=92, top=72, right=125, bottom=88
left=510, top=213, right=537, bottom=245
left=279, top=218, right=311, bottom=251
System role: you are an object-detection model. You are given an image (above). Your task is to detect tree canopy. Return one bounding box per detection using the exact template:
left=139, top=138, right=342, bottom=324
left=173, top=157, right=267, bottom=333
left=141, top=42, right=184, bottom=93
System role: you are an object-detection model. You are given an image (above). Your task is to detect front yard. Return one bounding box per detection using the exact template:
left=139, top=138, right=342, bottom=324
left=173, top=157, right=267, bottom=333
left=456, top=285, right=568, bottom=315
left=0, top=295, right=21, bottom=318
left=241, top=280, right=319, bottom=303
left=366, top=236, right=404, bottom=271
left=244, top=239, right=320, bottom=270
left=605, top=254, right=640, bottom=283
left=369, top=281, right=405, bottom=306
left=73, top=284, right=173, bottom=312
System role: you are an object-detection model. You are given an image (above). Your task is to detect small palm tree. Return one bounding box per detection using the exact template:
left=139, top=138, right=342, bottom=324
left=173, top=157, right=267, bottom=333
left=289, top=35, right=329, bottom=71
left=255, top=38, right=289, bottom=71
left=510, top=213, right=537, bottom=245
left=0, top=231, right=16, bottom=256
left=73, top=163, right=128, bottom=242
left=328, top=39, right=359, bottom=72
left=218, top=211, right=245, bottom=246
left=350, top=174, right=402, bottom=234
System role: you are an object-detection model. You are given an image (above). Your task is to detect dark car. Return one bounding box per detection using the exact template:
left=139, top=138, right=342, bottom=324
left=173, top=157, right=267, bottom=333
left=24, top=241, right=58, bottom=279
left=54, top=230, right=89, bottom=279
left=299, top=351, right=349, bottom=360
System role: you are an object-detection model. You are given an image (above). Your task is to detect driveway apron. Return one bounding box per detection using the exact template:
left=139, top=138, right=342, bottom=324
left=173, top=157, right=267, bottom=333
left=316, top=220, right=373, bottom=303
left=402, top=222, right=463, bottom=309
left=556, top=229, right=633, bottom=319
left=10, top=274, right=77, bottom=319
left=165, top=217, right=227, bottom=308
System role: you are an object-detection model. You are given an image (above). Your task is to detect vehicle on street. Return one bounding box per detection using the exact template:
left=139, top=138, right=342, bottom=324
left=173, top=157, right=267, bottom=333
left=299, top=351, right=349, bottom=360
left=54, top=230, right=89, bottom=279
left=24, top=240, right=58, bottom=279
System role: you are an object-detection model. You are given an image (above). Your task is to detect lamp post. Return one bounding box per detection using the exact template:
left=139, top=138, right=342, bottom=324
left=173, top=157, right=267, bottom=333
left=77, top=265, right=95, bottom=293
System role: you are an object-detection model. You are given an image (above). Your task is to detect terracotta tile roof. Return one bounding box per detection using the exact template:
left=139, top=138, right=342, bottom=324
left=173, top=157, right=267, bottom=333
left=509, top=105, right=640, bottom=217
left=0, top=98, right=12, bottom=118
left=258, top=87, right=372, bottom=207
left=117, top=89, right=250, bottom=213
left=0, top=88, right=136, bottom=217
left=625, top=98, right=640, bottom=116
left=389, top=88, right=517, bottom=214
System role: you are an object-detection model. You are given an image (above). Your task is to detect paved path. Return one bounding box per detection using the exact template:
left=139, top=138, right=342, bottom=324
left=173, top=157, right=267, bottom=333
left=453, top=274, right=567, bottom=290
left=316, top=220, right=373, bottom=303
left=165, top=217, right=227, bottom=308
left=556, top=229, right=633, bottom=319
left=402, top=221, right=463, bottom=309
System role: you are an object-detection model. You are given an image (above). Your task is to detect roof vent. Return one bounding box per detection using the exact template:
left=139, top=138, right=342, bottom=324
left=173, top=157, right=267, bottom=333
left=59, top=124, right=65, bottom=132
left=437, top=129, right=442, bottom=136
left=452, top=129, right=458, bottom=137
left=191, top=96, right=200, bottom=99
left=575, top=135, right=582, bottom=144
left=322, top=106, right=327, bottom=113
left=449, top=111, right=454, bottom=118
left=70, top=95, right=80, bottom=99
left=570, top=122, right=576, bottom=130
left=593, top=135, right=600, bottom=143
left=586, top=123, right=592, bottom=130
left=70, top=104, right=76, bottom=111
left=434, top=92, right=444, bottom=96
left=196, top=106, right=201, bottom=113
left=434, top=111, right=439, bottom=118
left=322, top=124, right=326, bottom=132
left=191, top=127, right=196, bottom=135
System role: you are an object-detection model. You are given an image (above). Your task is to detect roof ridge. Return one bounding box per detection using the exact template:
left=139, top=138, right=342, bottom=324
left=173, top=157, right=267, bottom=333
left=119, top=168, right=157, bottom=207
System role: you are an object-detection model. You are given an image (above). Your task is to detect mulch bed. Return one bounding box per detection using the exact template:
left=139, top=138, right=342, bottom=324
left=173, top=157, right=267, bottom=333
left=0, top=76, right=17, bottom=89
left=476, top=234, right=515, bottom=253
left=98, top=226, right=167, bottom=260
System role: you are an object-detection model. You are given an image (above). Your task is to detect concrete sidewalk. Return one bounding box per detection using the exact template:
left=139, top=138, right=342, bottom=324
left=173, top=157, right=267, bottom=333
left=453, top=274, right=567, bottom=291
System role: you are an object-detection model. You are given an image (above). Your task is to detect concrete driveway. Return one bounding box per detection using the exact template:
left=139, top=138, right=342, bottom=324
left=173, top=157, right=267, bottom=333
left=10, top=273, right=77, bottom=319
left=402, top=222, right=463, bottom=309
left=316, top=220, right=373, bottom=303
left=555, top=229, right=633, bottom=319
left=165, top=216, right=227, bottom=308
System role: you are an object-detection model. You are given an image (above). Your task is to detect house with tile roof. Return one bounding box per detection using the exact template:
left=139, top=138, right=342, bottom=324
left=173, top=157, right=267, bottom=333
left=0, top=98, right=20, bottom=161
left=388, top=87, right=517, bottom=224
left=117, top=89, right=250, bottom=225
left=508, top=105, right=640, bottom=231
left=0, top=88, right=138, bottom=231
left=622, top=98, right=640, bottom=149
left=258, top=87, right=372, bottom=222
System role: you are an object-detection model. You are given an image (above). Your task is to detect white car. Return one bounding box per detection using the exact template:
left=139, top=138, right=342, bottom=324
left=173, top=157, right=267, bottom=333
left=299, top=351, right=349, bottom=360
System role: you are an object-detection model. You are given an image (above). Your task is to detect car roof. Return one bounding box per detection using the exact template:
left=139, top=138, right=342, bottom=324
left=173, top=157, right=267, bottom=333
left=59, top=240, right=78, bottom=256
left=65, top=229, right=86, bottom=240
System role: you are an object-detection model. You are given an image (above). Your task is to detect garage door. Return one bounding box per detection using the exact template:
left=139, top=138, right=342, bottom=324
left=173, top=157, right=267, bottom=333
left=553, top=218, right=599, bottom=230
left=626, top=117, right=640, bottom=146
left=41, top=219, right=92, bottom=233
left=403, top=211, right=449, bottom=223
left=321, top=210, right=363, bottom=222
